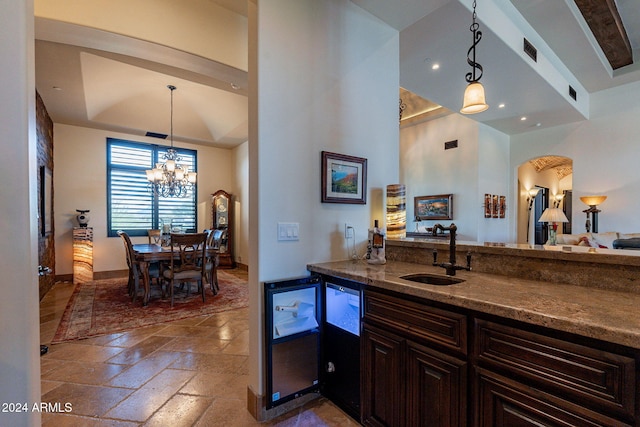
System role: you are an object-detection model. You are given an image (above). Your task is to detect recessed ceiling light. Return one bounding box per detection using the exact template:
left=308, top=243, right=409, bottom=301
left=431, top=63, right=440, bottom=70
left=520, top=116, right=527, bottom=121
left=536, top=122, right=542, bottom=127
left=498, top=103, right=505, bottom=108
left=230, top=83, right=239, bottom=90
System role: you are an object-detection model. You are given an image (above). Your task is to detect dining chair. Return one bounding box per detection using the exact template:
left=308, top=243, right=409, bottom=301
left=147, top=229, right=162, bottom=245
left=118, top=230, right=161, bottom=303
left=205, top=229, right=221, bottom=295
left=163, top=232, right=208, bottom=307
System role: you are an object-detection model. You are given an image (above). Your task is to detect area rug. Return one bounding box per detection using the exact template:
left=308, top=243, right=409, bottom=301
left=52, top=270, right=248, bottom=343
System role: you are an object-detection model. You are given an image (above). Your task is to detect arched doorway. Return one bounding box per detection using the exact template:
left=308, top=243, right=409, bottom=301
left=517, top=156, right=573, bottom=244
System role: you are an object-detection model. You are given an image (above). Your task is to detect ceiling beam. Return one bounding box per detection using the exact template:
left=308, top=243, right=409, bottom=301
left=574, top=0, right=633, bottom=70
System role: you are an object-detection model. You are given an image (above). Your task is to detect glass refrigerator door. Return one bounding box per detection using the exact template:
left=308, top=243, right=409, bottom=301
left=264, top=276, right=321, bottom=409
left=325, top=283, right=360, bottom=336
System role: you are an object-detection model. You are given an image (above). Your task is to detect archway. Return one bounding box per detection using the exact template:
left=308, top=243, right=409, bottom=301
left=517, top=156, right=573, bottom=244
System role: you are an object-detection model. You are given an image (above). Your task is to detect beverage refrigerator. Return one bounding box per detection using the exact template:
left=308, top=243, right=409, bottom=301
left=264, top=274, right=362, bottom=419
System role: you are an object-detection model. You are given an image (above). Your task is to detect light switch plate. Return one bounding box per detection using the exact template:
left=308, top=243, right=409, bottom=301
left=277, top=222, right=299, bottom=241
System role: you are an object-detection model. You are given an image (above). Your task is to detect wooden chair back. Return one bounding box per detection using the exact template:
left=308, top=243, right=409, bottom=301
left=148, top=229, right=162, bottom=245
left=168, top=233, right=207, bottom=275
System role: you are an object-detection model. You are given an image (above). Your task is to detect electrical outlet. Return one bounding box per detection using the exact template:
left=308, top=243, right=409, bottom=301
left=345, top=223, right=354, bottom=239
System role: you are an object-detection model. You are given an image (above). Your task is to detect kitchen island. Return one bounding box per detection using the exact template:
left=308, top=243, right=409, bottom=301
left=308, top=243, right=640, bottom=426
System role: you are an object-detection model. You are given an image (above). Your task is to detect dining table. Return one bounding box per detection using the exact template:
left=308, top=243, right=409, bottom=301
left=132, top=243, right=218, bottom=306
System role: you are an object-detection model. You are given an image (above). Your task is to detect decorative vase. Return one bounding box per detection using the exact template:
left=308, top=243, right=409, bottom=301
left=76, top=209, right=90, bottom=228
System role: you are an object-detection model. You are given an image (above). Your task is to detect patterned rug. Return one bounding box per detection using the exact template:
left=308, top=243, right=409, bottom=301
left=52, top=270, right=248, bottom=343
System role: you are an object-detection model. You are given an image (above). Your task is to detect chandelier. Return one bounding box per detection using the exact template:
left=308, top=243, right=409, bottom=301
left=145, top=85, right=197, bottom=197
left=460, top=0, right=488, bottom=114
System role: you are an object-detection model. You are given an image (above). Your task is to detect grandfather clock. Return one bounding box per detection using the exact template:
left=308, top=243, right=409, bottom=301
left=211, top=190, right=234, bottom=268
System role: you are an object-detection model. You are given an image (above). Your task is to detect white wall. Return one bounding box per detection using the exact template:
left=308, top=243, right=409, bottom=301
left=400, top=113, right=480, bottom=241
left=53, top=123, right=236, bottom=274
left=249, top=0, right=399, bottom=400
left=232, top=141, right=249, bottom=266
left=0, top=0, right=42, bottom=425
left=477, top=124, right=511, bottom=242
left=511, top=80, right=640, bottom=235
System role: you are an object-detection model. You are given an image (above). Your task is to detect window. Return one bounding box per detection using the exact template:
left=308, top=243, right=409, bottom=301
left=107, top=138, right=197, bottom=237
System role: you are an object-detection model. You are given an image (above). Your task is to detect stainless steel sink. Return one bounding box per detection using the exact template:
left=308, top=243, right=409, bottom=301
left=400, top=273, right=465, bottom=286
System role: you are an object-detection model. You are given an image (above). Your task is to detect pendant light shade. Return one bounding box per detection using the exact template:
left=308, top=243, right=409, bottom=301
left=461, top=82, right=488, bottom=114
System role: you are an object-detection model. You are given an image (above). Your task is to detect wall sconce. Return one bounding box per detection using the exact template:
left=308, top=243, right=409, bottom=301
left=525, top=188, right=540, bottom=242
left=538, top=207, right=569, bottom=245
left=553, top=193, right=565, bottom=208
left=386, top=184, right=406, bottom=239
left=580, top=195, right=606, bottom=233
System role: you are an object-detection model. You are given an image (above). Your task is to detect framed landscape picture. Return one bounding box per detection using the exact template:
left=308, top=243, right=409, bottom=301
left=321, top=151, right=367, bottom=204
left=414, top=194, right=453, bottom=221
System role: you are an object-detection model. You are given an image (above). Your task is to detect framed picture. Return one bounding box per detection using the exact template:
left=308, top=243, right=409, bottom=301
left=414, top=194, right=453, bottom=221
left=321, top=151, right=367, bottom=204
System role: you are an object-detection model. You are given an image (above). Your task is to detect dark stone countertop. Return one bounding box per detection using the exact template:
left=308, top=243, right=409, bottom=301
left=307, top=259, right=640, bottom=349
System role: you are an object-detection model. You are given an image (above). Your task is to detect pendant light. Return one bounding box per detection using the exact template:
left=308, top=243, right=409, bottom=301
left=145, top=85, right=197, bottom=197
left=460, top=0, right=489, bottom=114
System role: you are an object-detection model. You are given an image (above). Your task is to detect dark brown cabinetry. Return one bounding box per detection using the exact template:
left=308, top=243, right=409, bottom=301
left=359, top=287, right=639, bottom=427
left=474, top=319, right=637, bottom=426
left=361, top=289, right=468, bottom=427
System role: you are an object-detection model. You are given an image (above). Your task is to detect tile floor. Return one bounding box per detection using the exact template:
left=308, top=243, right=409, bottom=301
left=39, top=270, right=359, bottom=426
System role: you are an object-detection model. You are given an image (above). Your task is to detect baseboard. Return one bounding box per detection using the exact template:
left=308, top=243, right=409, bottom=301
left=246, top=385, right=320, bottom=422
left=235, top=262, right=248, bottom=271
left=55, top=269, right=128, bottom=283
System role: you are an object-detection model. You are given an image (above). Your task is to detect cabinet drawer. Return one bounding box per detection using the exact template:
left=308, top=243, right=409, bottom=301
left=477, top=368, right=633, bottom=427
left=363, top=290, right=467, bottom=355
left=475, top=319, right=636, bottom=421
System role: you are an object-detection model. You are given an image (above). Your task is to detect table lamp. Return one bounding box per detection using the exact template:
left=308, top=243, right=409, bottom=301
left=538, top=207, right=569, bottom=245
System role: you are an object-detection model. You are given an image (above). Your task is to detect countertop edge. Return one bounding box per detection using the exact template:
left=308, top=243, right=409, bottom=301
left=308, top=260, right=640, bottom=350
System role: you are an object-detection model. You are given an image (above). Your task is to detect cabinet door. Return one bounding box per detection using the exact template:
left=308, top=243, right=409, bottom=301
left=406, top=340, right=467, bottom=427
left=362, top=323, right=403, bottom=427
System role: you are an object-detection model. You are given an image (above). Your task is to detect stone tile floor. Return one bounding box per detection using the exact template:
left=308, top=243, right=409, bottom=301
left=39, top=270, right=359, bottom=426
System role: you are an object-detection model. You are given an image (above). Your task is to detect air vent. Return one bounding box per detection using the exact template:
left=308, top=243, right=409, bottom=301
left=145, top=131, right=168, bottom=139
left=444, top=140, right=458, bottom=150
left=569, top=86, right=577, bottom=101
left=523, top=38, right=537, bottom=62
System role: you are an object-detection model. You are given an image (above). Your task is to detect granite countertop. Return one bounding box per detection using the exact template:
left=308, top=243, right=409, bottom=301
left=307, top=259, right=640, bottom=350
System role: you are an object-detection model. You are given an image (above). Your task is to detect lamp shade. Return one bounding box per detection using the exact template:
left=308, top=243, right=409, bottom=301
left=538, top=207, right=569, bottom=223
left=460, top=82, right=488, bottom=114
left=580, top=195, right=607, bottom=206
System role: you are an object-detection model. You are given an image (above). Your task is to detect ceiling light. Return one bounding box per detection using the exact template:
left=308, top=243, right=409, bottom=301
left=145, top=85, right=197, bottom=198
left=498, top=103, right=505, bottom=108
left=230, top=83, right=239, bottom=90
left=460, top=0, right=488, bottom=115
left=431, top=63, right=440, bottom=70
left=520, top=116, right=527, bottom=121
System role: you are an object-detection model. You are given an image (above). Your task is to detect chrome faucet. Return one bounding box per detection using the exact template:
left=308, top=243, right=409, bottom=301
left=432, top=223, right=471, bottom=276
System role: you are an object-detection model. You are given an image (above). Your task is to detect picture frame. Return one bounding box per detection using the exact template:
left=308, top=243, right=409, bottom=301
left=414, top=194, right=453, bottom=221
left=321, top=151, right=367, bottom=204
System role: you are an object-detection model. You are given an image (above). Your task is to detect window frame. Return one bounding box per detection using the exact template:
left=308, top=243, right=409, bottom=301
left=106, top=138, right=198, bottom=237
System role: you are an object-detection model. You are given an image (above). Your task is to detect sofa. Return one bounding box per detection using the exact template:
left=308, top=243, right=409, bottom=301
left=554, top=232, right=640, bottom=249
